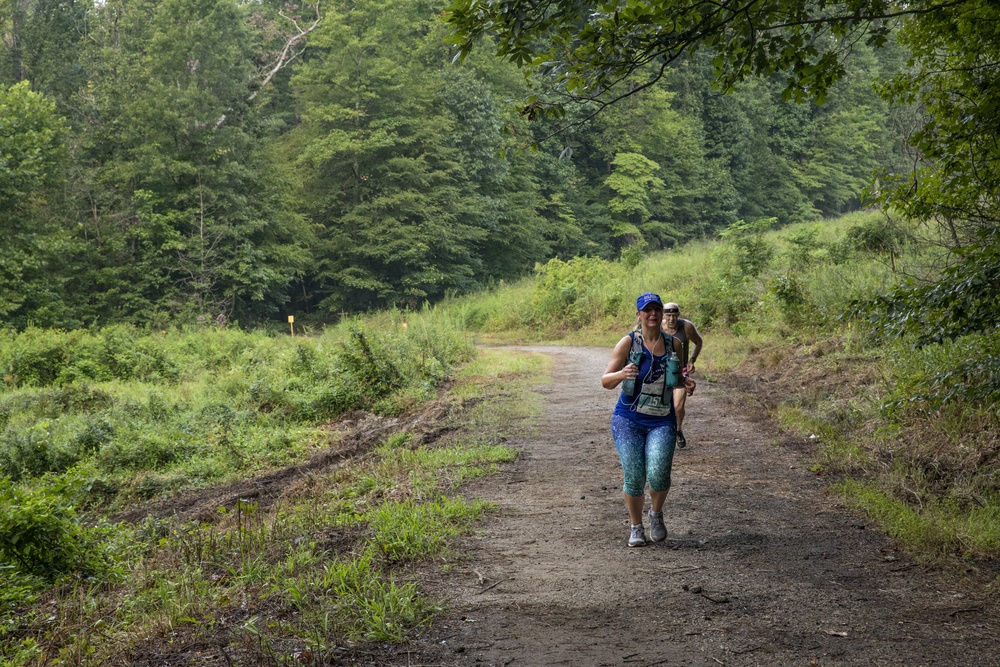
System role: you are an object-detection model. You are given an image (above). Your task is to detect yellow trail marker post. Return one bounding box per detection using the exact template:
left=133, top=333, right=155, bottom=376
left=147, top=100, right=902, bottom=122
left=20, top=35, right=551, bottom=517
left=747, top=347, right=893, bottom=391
left=288, top=315, right=295, bottom=337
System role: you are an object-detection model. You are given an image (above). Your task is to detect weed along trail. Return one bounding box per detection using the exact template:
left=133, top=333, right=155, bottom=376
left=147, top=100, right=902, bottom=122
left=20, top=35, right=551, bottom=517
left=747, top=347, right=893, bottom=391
left=417, top=346, right=999, bottom=666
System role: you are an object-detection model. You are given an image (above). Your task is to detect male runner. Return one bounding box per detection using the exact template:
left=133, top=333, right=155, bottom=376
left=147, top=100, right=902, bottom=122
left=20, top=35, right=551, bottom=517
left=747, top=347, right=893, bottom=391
left=662, top=302, right=702, bottom=448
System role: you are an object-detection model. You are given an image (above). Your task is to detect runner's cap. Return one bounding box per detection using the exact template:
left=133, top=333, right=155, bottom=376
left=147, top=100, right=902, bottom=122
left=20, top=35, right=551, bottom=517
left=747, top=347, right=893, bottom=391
left=636, top=292, right=663, bottom=310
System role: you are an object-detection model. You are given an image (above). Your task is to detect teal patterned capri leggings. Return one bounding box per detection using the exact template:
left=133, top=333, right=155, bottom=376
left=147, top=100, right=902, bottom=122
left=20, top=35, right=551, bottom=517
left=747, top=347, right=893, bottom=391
left=610, top=414, right=677, bottom=497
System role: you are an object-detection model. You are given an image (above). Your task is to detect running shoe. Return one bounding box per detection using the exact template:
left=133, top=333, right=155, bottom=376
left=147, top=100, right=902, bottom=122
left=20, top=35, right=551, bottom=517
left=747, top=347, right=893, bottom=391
left=676, top=429, right=687, bottom=449
left=628, top=524, right=647, bottom=547
left=648, top=511, right=667, bottom=542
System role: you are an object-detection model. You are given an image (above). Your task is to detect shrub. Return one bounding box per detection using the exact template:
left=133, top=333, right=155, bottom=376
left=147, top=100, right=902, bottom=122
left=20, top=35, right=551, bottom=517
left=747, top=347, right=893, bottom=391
left=304, top=385, right=362, bottom=421
left=96, top=325, right=177, bottom=382
left=769, top=273, right=814, bottom=324
left=529, top=256, right=620, bottom=327
left=0, top=420, right=88, bottom=481
left=845, top=214, right=908, bottom=257
left=694, top=275, right=757, bottom=327
left=98, top=429, right=183, bottom=471
left=337, top=328, right=404, bottom=404
left=783, top=225, right=827, bottom=267
left=0, top=566, right=43, bottom=617
left=718, top=218, right=777, bottom=278
left=0, top=327, right=179, bottom=389
left=0, top=385, right=114, bottom=429
left=883, top=333, right=1000, bottom=415
left=0, top=328, right=72, bottom=388
left=0, top=477, right=105, bottom=580
left=620, top=239, right=649, bottom=269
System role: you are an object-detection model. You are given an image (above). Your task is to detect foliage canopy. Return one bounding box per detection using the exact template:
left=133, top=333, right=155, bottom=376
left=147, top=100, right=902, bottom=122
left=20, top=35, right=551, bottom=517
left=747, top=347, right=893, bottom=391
left=444, top=0, right=949, bottom=107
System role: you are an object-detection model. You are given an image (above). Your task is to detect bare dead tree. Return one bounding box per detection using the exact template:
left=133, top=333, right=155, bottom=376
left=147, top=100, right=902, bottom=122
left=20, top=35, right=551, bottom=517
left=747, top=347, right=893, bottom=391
left=249, top=3, right=322, bottom=102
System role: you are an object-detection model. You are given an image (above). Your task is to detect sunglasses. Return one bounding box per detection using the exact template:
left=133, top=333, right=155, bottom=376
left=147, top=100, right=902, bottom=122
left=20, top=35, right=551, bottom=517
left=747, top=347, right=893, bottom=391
left=663, top=308, right=679, bottom=314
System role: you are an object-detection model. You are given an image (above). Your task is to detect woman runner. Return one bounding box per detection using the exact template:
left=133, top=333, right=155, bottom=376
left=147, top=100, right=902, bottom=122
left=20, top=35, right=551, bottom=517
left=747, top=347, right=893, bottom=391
left=601, top=292, right=684, bottom=547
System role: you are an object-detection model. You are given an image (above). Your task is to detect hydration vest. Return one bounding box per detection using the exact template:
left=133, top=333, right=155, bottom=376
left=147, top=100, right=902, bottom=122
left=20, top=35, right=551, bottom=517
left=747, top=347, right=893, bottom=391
left=621, top=330, right=682, bottom=417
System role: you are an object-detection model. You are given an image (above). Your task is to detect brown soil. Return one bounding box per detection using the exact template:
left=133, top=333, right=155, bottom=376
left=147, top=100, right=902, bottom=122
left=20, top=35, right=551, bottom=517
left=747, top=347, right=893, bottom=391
left=387, top=345, right=1000, bottom=667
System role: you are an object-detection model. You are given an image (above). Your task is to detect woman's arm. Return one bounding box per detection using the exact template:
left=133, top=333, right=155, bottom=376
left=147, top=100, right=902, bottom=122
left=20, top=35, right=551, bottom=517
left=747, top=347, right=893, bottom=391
left=602, top=336, right=635, bottom=389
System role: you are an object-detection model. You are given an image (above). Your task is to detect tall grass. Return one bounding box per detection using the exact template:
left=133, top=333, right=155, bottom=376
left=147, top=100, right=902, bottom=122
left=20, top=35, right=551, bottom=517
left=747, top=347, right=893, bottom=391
left=0, top=337, right=543, bottom=664
left=443, top=211, right=910, bottom=351
left=0, top=310, right=477, bottom=619
left=0, top=317, right=471, bottom=495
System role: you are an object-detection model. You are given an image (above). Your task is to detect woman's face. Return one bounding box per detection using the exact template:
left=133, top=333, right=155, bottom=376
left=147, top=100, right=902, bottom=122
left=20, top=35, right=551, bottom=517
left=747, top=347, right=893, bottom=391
left=638, top=304, right=663, bottom=327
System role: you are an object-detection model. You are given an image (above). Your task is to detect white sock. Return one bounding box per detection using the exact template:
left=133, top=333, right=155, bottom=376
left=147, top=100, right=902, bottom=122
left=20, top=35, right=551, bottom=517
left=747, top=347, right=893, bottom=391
left=649, top=510, right=661, bottom=517
left=631, top=523, right=643, bottom=528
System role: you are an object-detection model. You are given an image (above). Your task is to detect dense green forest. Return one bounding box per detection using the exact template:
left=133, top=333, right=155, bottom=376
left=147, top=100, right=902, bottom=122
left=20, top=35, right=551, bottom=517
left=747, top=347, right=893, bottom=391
left=1, top=0, right=915, bottom=327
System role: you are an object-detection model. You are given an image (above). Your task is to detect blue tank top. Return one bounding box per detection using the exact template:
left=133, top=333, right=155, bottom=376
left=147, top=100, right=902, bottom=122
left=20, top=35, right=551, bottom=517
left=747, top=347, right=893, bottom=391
left=613, top=336, right=677, bottom=427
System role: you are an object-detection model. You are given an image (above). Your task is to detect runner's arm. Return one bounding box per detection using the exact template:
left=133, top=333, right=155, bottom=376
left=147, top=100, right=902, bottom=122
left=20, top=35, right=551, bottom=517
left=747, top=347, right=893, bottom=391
left=685, top=321, right=703, bottom=374
left=602, top=336, right=635, bottom=389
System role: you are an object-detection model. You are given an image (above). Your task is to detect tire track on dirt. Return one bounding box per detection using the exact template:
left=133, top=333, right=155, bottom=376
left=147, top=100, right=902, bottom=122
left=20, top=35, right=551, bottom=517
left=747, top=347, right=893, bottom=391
left=415, top=346, right=999, bottom=667
left=112, top=402, right=454, bottom=525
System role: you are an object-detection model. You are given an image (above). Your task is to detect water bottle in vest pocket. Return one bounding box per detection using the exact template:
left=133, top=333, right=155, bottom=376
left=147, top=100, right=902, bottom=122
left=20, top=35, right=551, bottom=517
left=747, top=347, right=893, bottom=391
left=664, top=352, right=683, bottom=388
left=621, top=346, right=644, bottom=397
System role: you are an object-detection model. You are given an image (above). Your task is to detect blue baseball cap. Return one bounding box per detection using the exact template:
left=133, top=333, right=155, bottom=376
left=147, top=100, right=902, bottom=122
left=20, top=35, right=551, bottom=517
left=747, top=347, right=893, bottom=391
left=636, top=292, right=663, bottom=311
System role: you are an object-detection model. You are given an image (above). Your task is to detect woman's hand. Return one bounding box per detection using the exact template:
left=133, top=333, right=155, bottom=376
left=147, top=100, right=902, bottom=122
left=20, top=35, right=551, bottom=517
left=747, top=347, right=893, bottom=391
left=602, top=335, right=635, bottom=389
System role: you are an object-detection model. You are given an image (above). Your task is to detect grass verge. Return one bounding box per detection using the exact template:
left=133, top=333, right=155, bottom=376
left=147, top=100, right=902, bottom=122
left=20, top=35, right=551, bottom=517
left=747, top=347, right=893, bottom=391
left=0, top=347, right=546, bottom=665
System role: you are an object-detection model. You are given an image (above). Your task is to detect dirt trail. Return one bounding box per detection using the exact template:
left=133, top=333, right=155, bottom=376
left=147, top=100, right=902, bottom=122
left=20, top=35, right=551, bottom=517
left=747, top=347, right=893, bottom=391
left=414, top=346, right=999, bottom=666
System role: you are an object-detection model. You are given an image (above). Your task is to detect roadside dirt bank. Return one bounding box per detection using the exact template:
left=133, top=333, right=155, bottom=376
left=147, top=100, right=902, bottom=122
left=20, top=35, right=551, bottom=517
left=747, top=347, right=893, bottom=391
left=396, top=345, right=999, bottom=667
